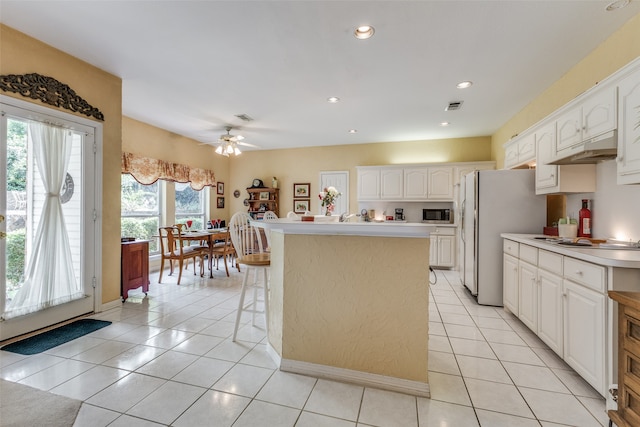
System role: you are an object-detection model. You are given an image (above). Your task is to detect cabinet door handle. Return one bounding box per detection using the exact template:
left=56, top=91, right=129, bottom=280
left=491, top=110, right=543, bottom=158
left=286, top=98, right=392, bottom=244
left=575, top=270, right=583, bottom=275
left=616, top=156, right=624, bottom=163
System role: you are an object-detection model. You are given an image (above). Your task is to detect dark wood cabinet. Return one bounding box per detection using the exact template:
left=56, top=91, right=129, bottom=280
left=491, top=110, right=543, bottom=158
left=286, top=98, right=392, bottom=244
left=608, top=291, right=640, bottom=427
left=121, top=240, right=149, bottom=301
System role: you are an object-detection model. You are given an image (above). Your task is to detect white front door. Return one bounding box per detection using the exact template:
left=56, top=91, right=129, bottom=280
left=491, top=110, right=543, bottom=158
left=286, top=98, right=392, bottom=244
left=319, top=171, right=349, bottom=216
left=1, top=97, right=101, bottom=341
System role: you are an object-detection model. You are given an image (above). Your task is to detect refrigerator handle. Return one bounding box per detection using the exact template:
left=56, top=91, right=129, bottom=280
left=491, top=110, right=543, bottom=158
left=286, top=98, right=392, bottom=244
left=460, top=200, right=465, bottom=242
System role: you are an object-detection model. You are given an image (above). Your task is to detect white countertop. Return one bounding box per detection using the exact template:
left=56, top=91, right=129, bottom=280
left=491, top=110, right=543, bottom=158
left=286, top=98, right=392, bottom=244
left=253, top=218, right=430, bottom=238
left=501, top=233, right=640, bottom=269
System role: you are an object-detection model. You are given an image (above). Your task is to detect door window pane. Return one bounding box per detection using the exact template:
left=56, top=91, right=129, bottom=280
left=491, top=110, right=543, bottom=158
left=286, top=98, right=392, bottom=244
left=5, top=118, right=27, bottom=301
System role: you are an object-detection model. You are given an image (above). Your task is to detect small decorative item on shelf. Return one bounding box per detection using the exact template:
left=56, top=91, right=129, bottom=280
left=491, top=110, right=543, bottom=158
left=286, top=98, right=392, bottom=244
left=319, top=186, right=341, bottom=216
left=272, top=176, right=278, bottom=188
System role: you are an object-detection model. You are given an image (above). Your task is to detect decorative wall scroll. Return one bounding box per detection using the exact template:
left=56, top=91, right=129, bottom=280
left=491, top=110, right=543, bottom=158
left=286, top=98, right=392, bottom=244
left=0, top=73, right=105, bottom=121
left=121, top=152, right=216, bottom=190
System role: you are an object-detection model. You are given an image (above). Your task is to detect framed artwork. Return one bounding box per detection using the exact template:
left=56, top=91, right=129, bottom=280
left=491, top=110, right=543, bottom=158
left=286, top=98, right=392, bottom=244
left=294, top=199, right=310, bottom=213
left=217, top=197, right=225, bottom=208
left=217, top=182, right=224, bottom=195
left=293, top=183, right=310, bottom=198
left=259, top=191, right=270, bottom=200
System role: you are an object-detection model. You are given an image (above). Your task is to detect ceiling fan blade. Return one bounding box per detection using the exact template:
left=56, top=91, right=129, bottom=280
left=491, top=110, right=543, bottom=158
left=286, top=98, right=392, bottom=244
left=237, top=141, right=259, bottom=148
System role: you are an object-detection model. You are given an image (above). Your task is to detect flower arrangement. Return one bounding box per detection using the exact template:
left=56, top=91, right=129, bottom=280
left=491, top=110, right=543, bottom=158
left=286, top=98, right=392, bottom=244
left=319, top=186, right=341, bottom=215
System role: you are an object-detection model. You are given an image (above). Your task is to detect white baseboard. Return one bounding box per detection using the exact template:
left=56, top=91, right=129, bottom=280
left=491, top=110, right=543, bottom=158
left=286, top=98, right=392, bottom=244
left=99, top=298, right=122, bottom=312
left=280, top=358, right=430, bottom=397
left=266, top=342, right=282, bottom=367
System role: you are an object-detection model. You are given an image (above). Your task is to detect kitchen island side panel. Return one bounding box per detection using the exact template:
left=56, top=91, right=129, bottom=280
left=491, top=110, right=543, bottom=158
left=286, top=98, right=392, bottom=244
left=274, top=233, right=430, bottom=384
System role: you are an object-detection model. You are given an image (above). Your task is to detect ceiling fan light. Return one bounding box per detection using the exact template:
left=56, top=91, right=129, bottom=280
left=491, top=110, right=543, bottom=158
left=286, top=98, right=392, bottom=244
left=236, top=135, right=244, bottom=141
left=215, top=145, right=223, bottom=154
left=234, top=147, right=242, bottom=156
left=226, top=143, right=234, bottom=154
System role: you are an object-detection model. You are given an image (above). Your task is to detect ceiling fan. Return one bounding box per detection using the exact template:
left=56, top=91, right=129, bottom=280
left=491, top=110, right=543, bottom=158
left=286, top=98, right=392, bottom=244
left=213, top=126, right=258, bottom=156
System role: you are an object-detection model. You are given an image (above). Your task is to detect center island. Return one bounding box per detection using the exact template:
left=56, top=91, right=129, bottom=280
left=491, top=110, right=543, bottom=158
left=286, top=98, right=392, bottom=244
left=254, top=218, right=431, bottom=396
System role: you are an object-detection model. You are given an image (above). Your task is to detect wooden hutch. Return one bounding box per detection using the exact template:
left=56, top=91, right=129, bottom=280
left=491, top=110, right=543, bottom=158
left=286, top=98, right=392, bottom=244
left=247, top=187, right=279, bottom=219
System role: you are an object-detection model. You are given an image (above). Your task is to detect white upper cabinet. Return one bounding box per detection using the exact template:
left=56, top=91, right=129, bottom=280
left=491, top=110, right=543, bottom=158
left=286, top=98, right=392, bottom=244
left=504, top=133, right=536, bottom=170
left=617, top=65, right=640, bottom=185
left=357, top=168, right=381, bottom=200
left=535, top=122, right=559, bottom=191
left=427, top=167, right=454, bottom=200
left=380, top=168, right=404, bottom=199
left=403, top=167, right=429, bottom=199
left=556, top=86, right=617, bottom=155
left=582, top=87, right=617, bottom=140
left=535, top=121, right=596, bottom=195
left=358, top=164, right=465, bottom=201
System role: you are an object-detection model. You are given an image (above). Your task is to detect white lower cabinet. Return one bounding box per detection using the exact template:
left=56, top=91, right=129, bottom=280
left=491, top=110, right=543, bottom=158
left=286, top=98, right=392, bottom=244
left=518, top=261, right=538, bottom=332
left=537, top=269, right=563, bottom=355
left=429, top=228, right=456, bottom=268
left=502, top=239, right=606, bottom=396
left=563, top=279, right=605, bottom=392
left=503, top=254, right=519, bottom=315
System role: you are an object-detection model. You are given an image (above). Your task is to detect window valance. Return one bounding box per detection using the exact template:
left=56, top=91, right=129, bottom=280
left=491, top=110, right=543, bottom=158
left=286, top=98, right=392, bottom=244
left=121, top=152, right=216, bottom=190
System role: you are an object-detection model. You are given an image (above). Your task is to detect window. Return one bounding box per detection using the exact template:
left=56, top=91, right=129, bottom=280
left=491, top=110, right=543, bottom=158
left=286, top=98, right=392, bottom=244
left=121, top=174, right=161, bottom=253
left=175, top=183, right=205, bottom=230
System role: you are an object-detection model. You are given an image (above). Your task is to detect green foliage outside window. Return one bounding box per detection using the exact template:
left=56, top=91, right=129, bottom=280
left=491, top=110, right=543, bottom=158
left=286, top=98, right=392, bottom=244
left=6, top=229, right=26, bottom=296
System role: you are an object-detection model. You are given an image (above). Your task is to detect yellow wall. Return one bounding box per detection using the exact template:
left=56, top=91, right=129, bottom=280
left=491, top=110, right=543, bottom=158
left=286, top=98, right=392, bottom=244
left=229, top=136, right=491, bottom=216
left=122, top=117, right=229, bottom=220
left=492, top=13, right=640, bottom=168
left=1, top=24, right=123, bottom=304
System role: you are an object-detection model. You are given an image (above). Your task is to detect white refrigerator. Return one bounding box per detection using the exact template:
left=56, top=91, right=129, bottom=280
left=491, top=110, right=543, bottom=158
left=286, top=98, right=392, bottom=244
left=461, top=169, right=546, bottom=306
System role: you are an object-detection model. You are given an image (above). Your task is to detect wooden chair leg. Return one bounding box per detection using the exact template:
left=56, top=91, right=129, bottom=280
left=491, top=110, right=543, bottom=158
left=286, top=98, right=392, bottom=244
left=223, top=254, right=230, bottom=277
left=159, top=257, right=165, bottom=283
left=177, top=259, right=184, bottom=285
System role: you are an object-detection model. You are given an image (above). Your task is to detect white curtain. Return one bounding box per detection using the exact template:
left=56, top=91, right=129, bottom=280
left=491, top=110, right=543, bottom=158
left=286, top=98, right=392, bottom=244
left=4, top=122, right=83, bottom=319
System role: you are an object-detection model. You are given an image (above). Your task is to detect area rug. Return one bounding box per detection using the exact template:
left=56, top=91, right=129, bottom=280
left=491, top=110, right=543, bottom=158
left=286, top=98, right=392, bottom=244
left=0, top=379, right=82, bottom=427
left=1, top=319, right=112, bottom=355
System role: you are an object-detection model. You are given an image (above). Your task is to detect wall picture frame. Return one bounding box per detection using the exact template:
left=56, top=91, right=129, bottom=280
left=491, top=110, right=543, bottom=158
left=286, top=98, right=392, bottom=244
left=259, top=191, right=270, bottom=200
left=293, top=183, right=310, bottom=198
left=217, top=182, right=224, bottom=195
left=217, top=197, right=225, bottom=208
left=294, top=199, right=310, bottom=213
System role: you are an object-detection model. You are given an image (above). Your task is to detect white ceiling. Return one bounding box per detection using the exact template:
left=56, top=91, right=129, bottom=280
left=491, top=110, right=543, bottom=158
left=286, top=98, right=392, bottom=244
left=1, top=1, right=639, bottom=152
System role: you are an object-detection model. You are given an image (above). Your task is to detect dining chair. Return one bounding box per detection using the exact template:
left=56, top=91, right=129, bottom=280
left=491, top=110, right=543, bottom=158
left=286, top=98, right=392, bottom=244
left=209, top=231, right=238, bottom=277
left=228, top=212, right=270, bottom=341
left=158, top=226, right=206, bottom=285
left=262, top=211, right=278, bottom=249
left=263, top=211, right=278, bottom=220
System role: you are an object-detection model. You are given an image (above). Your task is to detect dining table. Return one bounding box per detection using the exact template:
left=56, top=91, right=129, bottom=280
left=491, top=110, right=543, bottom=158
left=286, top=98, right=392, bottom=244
left=156, top=228, right=231, bottom=279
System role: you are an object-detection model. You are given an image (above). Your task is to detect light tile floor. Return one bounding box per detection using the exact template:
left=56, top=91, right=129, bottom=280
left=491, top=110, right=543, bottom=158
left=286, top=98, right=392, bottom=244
left=0, top=267, right=610, bottom=426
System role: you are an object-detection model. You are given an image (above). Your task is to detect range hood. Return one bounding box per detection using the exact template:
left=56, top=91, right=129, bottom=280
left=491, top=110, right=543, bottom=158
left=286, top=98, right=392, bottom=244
left=549, top=130, right=617, bottom=165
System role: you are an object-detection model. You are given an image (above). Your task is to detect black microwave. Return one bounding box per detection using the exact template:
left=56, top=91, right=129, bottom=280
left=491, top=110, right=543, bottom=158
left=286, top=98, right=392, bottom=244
left=423, top=208, right=451, bottom=222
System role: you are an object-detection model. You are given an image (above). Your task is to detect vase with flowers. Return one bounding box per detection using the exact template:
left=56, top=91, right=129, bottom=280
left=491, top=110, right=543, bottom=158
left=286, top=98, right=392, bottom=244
left=319, top=186, right=341, bottom=216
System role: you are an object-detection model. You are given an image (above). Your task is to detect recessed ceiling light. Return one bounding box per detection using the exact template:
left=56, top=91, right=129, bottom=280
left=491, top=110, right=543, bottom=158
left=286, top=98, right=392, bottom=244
left=440, top=122, right=450, bottom=127
left=354, top=25, right=375, bottom=39
left=327, top=97, right=340, bottom=103
left=348, top=129, right=357, bottom=134
left=456, top=81, right=473, bottom=89
left=606, top=0, right=629, bottom=11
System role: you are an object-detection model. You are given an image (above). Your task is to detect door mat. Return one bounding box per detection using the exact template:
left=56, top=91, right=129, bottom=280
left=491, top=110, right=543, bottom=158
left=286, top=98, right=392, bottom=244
left=1, top=319, right=112, bottom=355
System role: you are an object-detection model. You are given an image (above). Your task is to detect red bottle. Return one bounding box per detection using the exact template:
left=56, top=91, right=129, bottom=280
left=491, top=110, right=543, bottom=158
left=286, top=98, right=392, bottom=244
left=578, top=199, right=592, bottom=238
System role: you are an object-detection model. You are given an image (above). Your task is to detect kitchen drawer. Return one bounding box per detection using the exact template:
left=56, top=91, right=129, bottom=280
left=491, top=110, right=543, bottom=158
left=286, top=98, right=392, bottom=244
left=503, top=240, right=519, bottom=257
left=519, top=244, right=538, bottom=265
left=431, top=227, right=455, bottom=236
left=564, top=257, right=605, bottom=292
left=538, top=250, right=563, bottom=276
